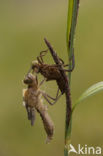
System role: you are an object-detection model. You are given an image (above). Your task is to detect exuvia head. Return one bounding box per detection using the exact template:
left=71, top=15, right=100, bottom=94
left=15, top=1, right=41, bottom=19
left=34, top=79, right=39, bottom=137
left=31, top=60, right=40, bottom=73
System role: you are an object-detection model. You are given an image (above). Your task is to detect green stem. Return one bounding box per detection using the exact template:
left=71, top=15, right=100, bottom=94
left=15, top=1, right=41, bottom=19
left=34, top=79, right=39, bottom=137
left=66, top=0, right=74, bottom=83
left=65, top=0, right=80, bottom=155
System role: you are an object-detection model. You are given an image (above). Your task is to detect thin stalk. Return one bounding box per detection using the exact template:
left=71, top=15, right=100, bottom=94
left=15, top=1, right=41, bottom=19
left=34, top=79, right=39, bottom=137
left=66, top=0, right=74, bottom=83
left=65, top=0, right=80, bottom=155
left=67, top=0, right=80, bottom=83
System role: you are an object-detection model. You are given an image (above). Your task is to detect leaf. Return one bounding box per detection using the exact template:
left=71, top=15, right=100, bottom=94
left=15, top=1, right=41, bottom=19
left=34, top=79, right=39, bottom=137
left=66, top=0, right=74, bottom=48
left=72, top=81, right=103, bottom=112
left=67, top=0, right=80, bottom=82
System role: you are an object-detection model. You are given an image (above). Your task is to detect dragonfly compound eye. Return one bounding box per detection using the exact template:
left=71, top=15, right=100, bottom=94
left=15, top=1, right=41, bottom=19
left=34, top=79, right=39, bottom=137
left=24, top=74, right=34, bottom=84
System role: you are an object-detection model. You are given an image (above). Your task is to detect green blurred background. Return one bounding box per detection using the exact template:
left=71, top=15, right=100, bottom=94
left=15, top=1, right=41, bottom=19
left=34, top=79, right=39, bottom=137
left=0, top=0, right=103, bottom=156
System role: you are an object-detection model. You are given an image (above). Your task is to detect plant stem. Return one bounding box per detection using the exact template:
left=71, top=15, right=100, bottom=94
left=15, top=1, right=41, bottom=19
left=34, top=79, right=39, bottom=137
left=67, top=0, right=80, bottom=83
left=65, top=0, right=80, bottom=155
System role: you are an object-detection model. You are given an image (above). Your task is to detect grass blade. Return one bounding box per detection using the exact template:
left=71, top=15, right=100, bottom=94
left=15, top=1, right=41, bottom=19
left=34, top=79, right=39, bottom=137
left=67, top=0, right=80, bottom=82
left=72, top=81, right=103, bottom=112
